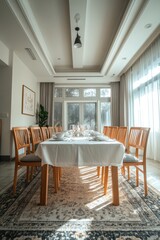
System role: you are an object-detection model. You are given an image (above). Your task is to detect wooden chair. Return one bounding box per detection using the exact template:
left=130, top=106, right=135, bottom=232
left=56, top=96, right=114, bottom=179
left=30, top=126, right=43, bottom=152
left=122, top=127, right=150, bottom=196
left=103, top=126, right=108, bottom=135
left=31, top=126, right=60, bottom=193
left=48, top=126, right=55, bottom=138
left=12, top=127, right=41, bottom=193
left=98, top=126, right=118, bottom=179
left=121, top=127, right=142, bottom=178
left=104, top=126, right=112, bottom=137
left=110, top=126, right=118, bottom=139
left=97, top=126, right=112, bottom=177
left=100, top=126, right=127, bottom=186
left=116, top=126, right=128, bottom=146
left=54, top=126, right=63, bottom=187
left=41, top=126, right=49, bottom=140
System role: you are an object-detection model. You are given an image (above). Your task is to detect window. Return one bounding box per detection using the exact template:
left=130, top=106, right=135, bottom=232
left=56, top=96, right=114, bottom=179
left=65, top=88, right=80, bottom=97
left=54, top=88, right=62, bottom=98
left=124, top=35, right=160, bottom=161
left=100, top=88, right=111, bottom=97
left=54, top=102, right=62, bottom=127
left=100, top=102, right=111, bottom=131
left=83, top=88, right=96, bottom=97
left=53, top=87, right=111, bottom=132
left=67, top=102, right=97, bottom=130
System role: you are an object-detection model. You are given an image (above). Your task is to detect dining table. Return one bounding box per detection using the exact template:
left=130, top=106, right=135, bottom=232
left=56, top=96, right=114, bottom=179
left=35, top=134, right=125, bottom=206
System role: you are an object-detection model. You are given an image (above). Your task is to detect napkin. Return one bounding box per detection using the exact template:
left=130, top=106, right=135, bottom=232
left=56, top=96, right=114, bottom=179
left=94, top=135, right=111, bottom=141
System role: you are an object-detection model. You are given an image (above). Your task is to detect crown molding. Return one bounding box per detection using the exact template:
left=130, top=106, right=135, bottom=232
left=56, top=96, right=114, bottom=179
left=6, top=0, right=56, bottom=75
left=100, top=0, right=146, bottom=76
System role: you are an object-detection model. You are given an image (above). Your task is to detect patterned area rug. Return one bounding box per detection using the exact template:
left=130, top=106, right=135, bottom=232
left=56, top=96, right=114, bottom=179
left=0, top=166, right=160, bottom=239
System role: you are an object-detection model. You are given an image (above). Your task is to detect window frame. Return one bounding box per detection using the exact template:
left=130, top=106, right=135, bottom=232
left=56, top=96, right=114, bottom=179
left=53, top=86, right=111, bottom=132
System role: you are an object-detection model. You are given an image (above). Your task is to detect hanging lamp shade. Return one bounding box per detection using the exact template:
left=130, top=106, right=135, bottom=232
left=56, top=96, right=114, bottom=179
left=74, top=27, right=82, bottom=48
left=74, top=33, right=82, bottom=48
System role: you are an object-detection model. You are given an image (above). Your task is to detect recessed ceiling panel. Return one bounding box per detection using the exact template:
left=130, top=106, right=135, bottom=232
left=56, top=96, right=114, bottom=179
left=83, top=0, right=129, bottom=68
left=28, top=0, right=72, bottom=69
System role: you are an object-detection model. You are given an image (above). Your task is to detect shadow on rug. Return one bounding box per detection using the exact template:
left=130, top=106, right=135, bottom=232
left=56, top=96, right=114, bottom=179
left=0, top=166, right=160, bottom=240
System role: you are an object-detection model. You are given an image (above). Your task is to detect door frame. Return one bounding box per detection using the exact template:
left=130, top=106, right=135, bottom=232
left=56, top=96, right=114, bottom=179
left=63, top=100, right=100, bottom=130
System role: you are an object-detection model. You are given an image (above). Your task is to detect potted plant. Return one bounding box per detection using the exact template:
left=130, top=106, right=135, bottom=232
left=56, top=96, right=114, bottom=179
left=38, top=104, right=48, bottom=127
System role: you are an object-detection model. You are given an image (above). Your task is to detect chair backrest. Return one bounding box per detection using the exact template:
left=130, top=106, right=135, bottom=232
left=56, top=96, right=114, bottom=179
left=103, top=126, right=108, bottom=135
left=110, top=126, right=119, bottom=139
left=41, top=127, right=49, bottom=140
left=48, top=126, right=55, bottom=138
left=30, top=126, right=43, bottom=152
left=139, top=127, right=150, bottom=160
left=54, top=126, right=62, bottom=133
left=127, top=127, right=150, bottom=160
left=116, top=126, right=128, bottom=146
left=127, top=127, right=142, bottom=150
left=12, top=127, right=31, bottom=161
left=104, top=126, right=112, bottom=137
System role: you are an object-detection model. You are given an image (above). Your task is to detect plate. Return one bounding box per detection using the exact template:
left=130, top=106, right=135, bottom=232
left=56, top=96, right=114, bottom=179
left=50, top=138, right=65, bottom=141
left=70, top=137, right=89, bottom=141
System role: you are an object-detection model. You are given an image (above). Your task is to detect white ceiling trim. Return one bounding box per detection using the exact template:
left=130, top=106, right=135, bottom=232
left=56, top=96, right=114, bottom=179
left=100, top=0, right=146, bottom=76
left=69, top=0, right=87, bottom=69
left=6, top=0, right=56, bottom=75
left=108, top=0, right=160, bottom=77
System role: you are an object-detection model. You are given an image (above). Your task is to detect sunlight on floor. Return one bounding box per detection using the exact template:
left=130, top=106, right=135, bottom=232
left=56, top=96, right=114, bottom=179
left=86, top=195, right=111, bottom=210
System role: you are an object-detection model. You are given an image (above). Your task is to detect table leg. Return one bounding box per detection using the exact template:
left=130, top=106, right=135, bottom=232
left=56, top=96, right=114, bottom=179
left=40, top=164, right=49, bottom=205
left=111, top=166, right=119, bottom=206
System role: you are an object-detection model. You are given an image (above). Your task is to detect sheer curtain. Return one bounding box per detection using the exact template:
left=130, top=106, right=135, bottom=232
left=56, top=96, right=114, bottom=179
left=40, top=82, right=55, bottom=126
left=111, top=82, right=120, bottom=126
left=120, top=35, right=160, bottom=161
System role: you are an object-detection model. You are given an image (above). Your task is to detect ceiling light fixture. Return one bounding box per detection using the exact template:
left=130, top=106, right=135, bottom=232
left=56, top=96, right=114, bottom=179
left=145, top=23, right=152, bottom=29
left=74, top=13, right=82, bottom=48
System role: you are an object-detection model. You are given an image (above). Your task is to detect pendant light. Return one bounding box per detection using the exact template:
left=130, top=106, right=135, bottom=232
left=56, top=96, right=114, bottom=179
left=74, top=13, right=82, bottom=48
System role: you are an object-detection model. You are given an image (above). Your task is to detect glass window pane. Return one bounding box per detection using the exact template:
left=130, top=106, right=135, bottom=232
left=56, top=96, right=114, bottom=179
left=54, top=102, right=62, bottom=127
left=100, top=88, right=111, bottom=97
left=101, top=102, right=111, bottom=132
left=67, top=103, right=79, bottom=129
left=65, top=88, right=79, bottom=97
left=54, top=88, right=62, bottom=98
left=83, top=103, right=96, bottom=130
left=83, top=88, right=96, bottom=97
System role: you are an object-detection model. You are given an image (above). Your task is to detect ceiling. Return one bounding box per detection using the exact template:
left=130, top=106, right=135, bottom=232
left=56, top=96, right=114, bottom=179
left=0, top=0, right=160, bottom=84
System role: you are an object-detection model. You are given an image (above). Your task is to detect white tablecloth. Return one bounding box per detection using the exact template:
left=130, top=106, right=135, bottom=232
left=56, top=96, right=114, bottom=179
left=36, top=138, right=125, bottom=167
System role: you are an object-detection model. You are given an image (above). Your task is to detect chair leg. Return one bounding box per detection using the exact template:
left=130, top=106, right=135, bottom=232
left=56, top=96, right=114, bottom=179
left=127, top=166, right=130, bottom=180
left=13, top=163, right=18, bottom=194
left=101, top=166, right=105, bottom=184
left=144, top=166, right=148, bottom=196
left=104, top=166, right=109, bottom=194
left=26, top=166, right=30, bottom=182
left=136, top=167, right=139, bottom=187
left=30, top=166, right=34, bottom=180
left=97, top=166, right=100, bottom=177
left=121, top=166, right=125, bottom=176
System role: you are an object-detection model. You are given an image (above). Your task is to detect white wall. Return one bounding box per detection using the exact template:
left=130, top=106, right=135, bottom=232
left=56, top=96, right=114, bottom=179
left=11, top=53, right=40, bottom=128
left=0, top=40, right=10, bottom=65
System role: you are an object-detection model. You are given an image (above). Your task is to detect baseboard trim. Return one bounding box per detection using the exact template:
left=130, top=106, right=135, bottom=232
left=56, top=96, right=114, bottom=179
left=0, top=155, right=12, bottom=161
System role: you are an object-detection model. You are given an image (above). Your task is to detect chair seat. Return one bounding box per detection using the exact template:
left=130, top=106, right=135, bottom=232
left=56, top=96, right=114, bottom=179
left=21, top=153, right=41, bottom=162
left=123, top=153, right=139, bottom=163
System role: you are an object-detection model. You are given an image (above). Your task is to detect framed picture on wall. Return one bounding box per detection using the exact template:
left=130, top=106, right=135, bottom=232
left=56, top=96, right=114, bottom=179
left=22, top=85, right=35, bottom=116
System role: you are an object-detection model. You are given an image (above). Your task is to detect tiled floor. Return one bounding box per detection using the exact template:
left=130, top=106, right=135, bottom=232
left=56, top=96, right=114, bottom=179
left=0, top=158, right=160, bottom=193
